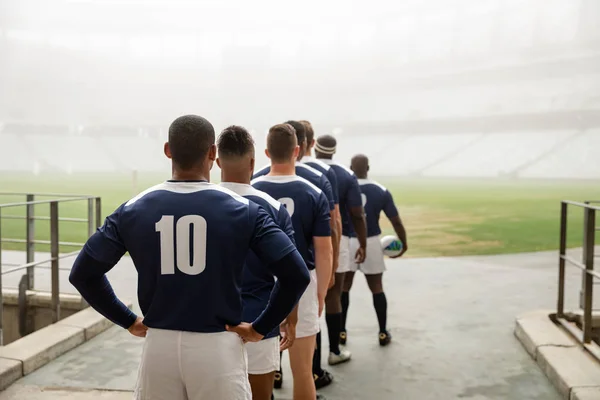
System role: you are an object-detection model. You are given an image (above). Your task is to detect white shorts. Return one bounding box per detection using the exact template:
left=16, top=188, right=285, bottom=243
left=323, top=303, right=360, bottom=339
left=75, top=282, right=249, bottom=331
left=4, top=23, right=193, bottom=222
left=348, top=236, right=387, bottom=275
left=246, top=337, right=280, bottom=375
left=296, top=269, right=319, bottom=338
left=134, top=328, right=251, bottom=400
left=336, top=235, right=351, bottom=273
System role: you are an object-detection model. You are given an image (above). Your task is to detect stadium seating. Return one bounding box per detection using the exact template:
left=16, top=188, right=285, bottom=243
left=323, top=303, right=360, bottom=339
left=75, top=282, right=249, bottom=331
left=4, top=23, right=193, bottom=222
left=0, top=133, right=36, bottom=172
left=520, top=130, right=600, bottom=179
left=21, top=135, right=115, bottom=173
left=2, top=129, right=600, bottom=179
left=99, top=136, right=169, bottom=172
left=422, top=131, right=573, bottom=178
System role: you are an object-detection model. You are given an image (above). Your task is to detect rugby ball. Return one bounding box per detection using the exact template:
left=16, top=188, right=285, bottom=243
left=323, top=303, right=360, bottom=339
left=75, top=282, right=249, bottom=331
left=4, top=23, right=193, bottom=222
left=381, top=235, right=403, bottom=257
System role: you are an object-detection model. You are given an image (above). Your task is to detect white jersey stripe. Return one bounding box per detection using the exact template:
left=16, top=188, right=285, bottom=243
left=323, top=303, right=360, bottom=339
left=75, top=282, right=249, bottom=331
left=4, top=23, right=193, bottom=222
left=319, top=159, right=355, bottom=175
left=251, top=175, right=322, bottom=195
left=357, top=179, right=387, bottom=192
left=220, top=182, right=282, bottom=210
left=125, top=181, right=249, bottom=207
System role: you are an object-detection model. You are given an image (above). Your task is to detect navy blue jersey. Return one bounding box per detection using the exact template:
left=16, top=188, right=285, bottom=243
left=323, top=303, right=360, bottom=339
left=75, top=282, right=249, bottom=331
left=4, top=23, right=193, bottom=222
left=82, top=181, right=296, bottom=333
left=253, top=163, right=336, bottom=211
left=251, top=175, right=331, bottom=269
left=220, top=182, right=295, bottom=340
left=319, top=159, right=363, bottom=236
left=302, top=156, right=339, bottom=205
left=354, top=179, right=399, bottom=238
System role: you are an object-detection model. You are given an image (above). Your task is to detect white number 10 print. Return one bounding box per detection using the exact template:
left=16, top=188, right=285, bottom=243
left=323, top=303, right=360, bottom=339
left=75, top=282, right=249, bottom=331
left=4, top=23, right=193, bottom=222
left=155, top=215, right=207, bottom=276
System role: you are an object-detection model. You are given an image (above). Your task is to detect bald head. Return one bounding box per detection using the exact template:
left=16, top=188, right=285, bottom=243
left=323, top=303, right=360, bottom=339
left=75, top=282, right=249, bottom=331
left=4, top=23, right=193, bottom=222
left=315, top=134, right=337, bottom=159
left=351, top=154, right=369, bottom=179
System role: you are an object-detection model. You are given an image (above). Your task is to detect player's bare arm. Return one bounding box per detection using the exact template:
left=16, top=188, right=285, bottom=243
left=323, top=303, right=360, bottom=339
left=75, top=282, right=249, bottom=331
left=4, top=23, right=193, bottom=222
left=314, top=236, right=333, bottom=316
left=279, top=304, right=299, bottom=351
left=330, top=207, right=340, bottom=286
left=349, top=205, right=368, bottom=263
left=388, top=215, right=408, bottom=258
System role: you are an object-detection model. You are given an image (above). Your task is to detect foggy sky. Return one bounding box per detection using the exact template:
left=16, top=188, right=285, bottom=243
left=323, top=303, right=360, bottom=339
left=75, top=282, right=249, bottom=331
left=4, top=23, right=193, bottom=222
left=0, top=0, right=599, bottom=130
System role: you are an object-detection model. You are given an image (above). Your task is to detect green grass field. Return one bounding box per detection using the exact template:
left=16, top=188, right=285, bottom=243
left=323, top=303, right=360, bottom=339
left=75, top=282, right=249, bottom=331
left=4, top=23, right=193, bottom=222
left=1, top=173, right=599, bottom=257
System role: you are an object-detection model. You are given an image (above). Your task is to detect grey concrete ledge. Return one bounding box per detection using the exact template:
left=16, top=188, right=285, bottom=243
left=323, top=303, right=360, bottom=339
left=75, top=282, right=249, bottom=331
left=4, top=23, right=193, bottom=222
left=572, top=387, right=600, bottom=400
left=0, top=300, right=132, bottom=391
left=0, top=359, right=22, bottom=392
left=0, top=324, right=85, bottom=376
left=516, top=309, right=600, bottom=399
left=515, top=309, right=575, bottom=360
left=57, top=306, right=124, bottom=341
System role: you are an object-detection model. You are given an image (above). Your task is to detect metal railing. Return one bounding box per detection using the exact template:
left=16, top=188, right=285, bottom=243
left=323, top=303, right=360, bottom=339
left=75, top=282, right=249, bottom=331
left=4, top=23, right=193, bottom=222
left=557, top=200, right=600, bottom=361
left=0, top=193, right=101, bottom=345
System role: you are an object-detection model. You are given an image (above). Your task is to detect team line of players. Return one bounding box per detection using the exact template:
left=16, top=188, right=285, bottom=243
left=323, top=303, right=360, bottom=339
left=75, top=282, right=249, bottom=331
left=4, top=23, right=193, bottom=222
left=69, top=115, right=408, bottom=400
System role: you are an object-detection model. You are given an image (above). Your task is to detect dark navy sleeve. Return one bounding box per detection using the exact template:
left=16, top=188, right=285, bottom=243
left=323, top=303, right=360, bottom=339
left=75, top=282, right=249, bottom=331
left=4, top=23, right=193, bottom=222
left=82, top=205, right=127, bottom=264
left=252, top=251, right=310, bottom=336
left=249, top=206, right=310, bottom=335
left=277, top=206, right=297, bottom=246
left=69, top=205, right=138, bottom=329
left=320, top=176, right=335, bottom=211
left=250, top=205, right=297, bottom=265
left=346, top=175, right=363, bottom=208
left=313, top=192, right=332, bottom=237
left=327, top=169, right=339, bottom=205
left=383, top=190, right=399, bottom=219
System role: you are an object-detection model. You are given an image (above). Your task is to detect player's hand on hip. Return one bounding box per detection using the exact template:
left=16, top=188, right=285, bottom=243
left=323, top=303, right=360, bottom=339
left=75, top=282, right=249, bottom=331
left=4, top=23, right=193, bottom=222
left=226, top=322, right=264, bottom=343
left=279, top=319, right=296, bottom=351
left=127, top=317, right=148, bottom=338
left=354, top=246, right=366, bottom=264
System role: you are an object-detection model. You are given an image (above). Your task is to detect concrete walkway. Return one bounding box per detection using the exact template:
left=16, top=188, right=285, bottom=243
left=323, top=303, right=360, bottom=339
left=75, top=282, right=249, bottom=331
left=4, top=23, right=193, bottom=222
left=0, top=248, right=586, bottom=399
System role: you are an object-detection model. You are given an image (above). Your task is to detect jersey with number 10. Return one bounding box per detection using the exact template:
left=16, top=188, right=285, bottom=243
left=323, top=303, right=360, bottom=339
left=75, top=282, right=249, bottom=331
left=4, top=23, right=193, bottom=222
left=83, top=181, right=296, bottom=333
left=251, top=175, right=331, bottom=270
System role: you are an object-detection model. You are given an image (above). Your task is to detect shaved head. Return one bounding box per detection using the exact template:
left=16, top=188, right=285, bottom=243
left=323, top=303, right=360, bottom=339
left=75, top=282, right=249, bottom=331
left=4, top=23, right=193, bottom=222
left=351, top=154, right=369, bottom=178
left=168, top=115, right=215, bottom=169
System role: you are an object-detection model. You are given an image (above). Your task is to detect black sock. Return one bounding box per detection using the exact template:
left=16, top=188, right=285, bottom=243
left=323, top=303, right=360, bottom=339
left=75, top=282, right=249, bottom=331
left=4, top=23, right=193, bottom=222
left=373, top=292, right=387, bottom=333
left=341, top=291, right=350, bottom=332
left=312, top=331, right=323, bottom=376
left=325, top=313, right=342, bottom=355
left=278, top=351, right=282, bottom=374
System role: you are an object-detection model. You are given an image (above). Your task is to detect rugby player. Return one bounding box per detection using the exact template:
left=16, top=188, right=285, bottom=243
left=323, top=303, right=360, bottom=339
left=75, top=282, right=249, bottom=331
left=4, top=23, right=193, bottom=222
left=300, top=121, right=353, bottom=386
left=314, top=135, right=367, bottom=353
left=252, top=123, right=333, bottom=400
left=69, top=115, right=310, bottom=400
left=216, top=125, right=304, bottom=400
left=342, top=154, right=408, bottom=346
left=254, top=121, right=340, bottom=389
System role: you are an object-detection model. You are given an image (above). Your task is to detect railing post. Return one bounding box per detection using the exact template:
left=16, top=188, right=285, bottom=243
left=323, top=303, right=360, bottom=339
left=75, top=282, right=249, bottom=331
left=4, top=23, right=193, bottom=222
left=558, top=202, right=567, bottom=317
left=25, top=194, right=35, bottom=290
left=95, top=197, right=102, bottom=229
left=582, top=207, right=596, bottom=344
left=580, top=202, right=590, bottom=309
left=50, top=201, right=60, bottom=323
left=87, top=198, right=94, bottom=238
left=0, top=207, right=4, bottom=345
